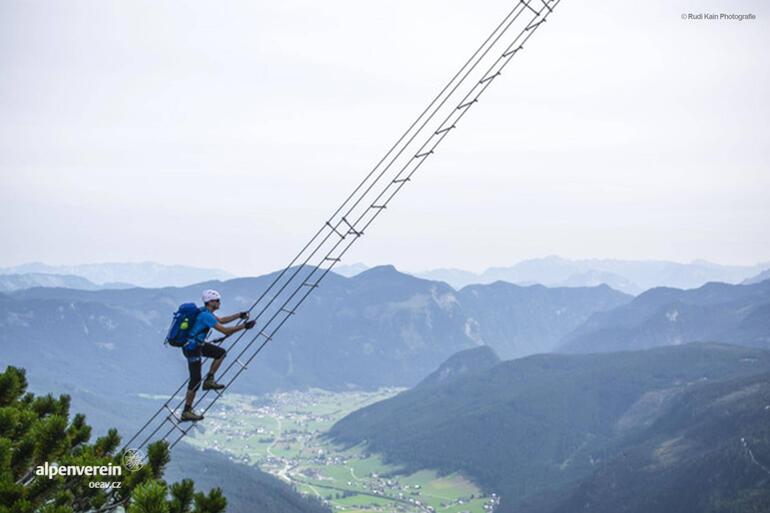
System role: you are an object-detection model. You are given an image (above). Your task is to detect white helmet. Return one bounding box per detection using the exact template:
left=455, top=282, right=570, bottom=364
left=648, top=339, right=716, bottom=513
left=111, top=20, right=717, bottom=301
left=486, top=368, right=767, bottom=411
left=202, top=289, right=222, bottom=304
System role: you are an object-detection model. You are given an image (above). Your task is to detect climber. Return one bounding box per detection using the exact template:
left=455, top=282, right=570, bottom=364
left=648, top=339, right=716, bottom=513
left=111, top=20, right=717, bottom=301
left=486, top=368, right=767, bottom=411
left=181, top=289, right=255, bottom=421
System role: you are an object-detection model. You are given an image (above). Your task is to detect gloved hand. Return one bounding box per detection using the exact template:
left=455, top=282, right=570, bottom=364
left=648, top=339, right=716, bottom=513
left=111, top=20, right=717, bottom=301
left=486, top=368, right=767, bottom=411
left=239, top=311, right=250, bottom=320
left=244, top=320, right=256, bottom=330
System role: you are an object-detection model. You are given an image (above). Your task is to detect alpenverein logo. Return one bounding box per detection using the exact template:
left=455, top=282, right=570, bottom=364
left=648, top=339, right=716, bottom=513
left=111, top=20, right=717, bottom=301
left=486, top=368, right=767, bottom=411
left=35, top=462, right=123, bottom=479
left=122, top=448, right=145, bottom=472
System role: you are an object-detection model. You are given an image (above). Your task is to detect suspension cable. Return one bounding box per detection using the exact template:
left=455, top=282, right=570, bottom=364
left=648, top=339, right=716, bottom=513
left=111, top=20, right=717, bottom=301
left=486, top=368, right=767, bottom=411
left=119, top=0, right=532, bottom=453
left=122, top=0, right=561, bottom=459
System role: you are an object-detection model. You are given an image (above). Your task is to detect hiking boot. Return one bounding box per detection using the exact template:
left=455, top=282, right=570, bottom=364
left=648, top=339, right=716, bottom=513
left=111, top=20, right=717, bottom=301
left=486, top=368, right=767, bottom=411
left=202, top=377, right=225, bottom=391
left=180, top=409, right=204, bottom=422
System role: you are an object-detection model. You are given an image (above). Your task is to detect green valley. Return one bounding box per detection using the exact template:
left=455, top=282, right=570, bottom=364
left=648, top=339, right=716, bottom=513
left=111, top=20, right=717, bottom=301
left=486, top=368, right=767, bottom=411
left=180, top=389, right=498, bottom=513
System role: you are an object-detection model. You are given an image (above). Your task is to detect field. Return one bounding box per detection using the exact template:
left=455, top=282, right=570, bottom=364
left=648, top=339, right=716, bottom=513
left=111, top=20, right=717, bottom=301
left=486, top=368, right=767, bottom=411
left=182, top=389, right=499, bottom=513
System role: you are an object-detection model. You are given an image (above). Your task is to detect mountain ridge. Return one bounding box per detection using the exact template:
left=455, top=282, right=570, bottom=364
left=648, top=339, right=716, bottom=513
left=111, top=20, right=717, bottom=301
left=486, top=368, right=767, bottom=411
left=0, top=261, right=233, bottom=288
left=327, top=343, right=770, bottom=513
left=560, top=279, right=770, bottom=353
left=415, top=256, right=768, bottom=293
left=1, top=265, right=629, bottom=434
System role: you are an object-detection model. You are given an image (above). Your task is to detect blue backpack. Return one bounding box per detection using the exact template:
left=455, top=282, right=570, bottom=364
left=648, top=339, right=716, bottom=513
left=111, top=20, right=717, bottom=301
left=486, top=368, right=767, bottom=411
left=165, top=303, right=201, bottom=347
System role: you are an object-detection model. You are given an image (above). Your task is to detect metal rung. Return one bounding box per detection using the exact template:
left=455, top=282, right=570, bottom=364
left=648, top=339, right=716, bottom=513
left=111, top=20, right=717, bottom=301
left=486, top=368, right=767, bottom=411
left=392, top=177, right=410, bottom=184
left=302, top=282, right=319, bottom=288
left=236, top=358, right=249, bottom=370
left=435, top=125, right=455, bottom=135
left=521, top=0, right=540, bottom=15
left=526, top=19, right=546, bottom=31
left=326, top=221, right=345, bottom=238
left=258, top=332, right=272, bottom=341
left=164, top=405, right=179, bottom=420
left=340, top=217, right=363, bottom=236
left=169, top=421, right=187, bottom=433
left=370, top=205, right=387, bottom=210
left=503, top=46, right=524, bottom=58
left=164, top=408, right=186, bottom=433
left=324, top=257, right=341, bottom=262
left=415, top=151, right=433, bottom=159
left=280, top=308, right=296, bottom=315
left=540, top=0, right=553, bottom=12
left=480, top=72, right=501, bottom=84
left=457, top=99, right=478, bottom=110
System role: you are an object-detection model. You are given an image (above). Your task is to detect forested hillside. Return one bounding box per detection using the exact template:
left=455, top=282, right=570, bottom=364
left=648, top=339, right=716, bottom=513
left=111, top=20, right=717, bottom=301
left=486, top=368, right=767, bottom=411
left=329, top=343, right=770, bottom=512
left=561, top=280, right=770, bottom=353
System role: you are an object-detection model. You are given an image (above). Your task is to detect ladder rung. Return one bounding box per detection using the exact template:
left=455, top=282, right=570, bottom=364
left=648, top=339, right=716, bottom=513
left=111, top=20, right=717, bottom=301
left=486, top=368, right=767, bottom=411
left=166, top=414, right=186, bottom=433
left=326, top=221, right=345, bottom=239
left=435, top=125, right=455, bottom=135
left=236, top=358, right=249, bottom=370
left=340, top=217, right=362, bottom=236
left=302, top=281, right=319, bottom=288
left=370, top=205, right=387, bottom=210
left=521, top=0, right=539, bottom=15
left=280, top=307, right=296, bottom=315
left=457, top=99, right=477, bottom=110
left=503, top=45, right=524, bottom=58
left=324, top=257, right=341, bottom=262
left=540, top=0, right=553, bottom=12
left=415, top=151, right=433, bottom=159
left=258, top=332, right=272, bottom=341
left=526, top=19, right=546, bottom=31
left=392, top=177, right=410, bottom=184
left=480, top=72, right=501, bottom=84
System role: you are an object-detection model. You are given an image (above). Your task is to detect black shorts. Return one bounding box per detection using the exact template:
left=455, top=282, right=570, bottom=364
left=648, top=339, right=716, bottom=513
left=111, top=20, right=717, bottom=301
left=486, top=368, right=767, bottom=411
left=183, top=342, right=226, bottom=362
left=184, top=342, right=226, bottom=391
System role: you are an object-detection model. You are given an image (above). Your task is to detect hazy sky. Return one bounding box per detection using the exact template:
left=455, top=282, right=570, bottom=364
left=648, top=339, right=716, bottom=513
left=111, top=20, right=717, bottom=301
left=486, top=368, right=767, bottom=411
left=2, top=0, right=768, bottom=275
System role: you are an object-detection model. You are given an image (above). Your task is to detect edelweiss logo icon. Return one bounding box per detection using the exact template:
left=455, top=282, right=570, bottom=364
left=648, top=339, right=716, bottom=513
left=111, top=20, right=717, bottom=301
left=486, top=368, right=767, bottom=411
left=122, top=448, right=145, bottom=472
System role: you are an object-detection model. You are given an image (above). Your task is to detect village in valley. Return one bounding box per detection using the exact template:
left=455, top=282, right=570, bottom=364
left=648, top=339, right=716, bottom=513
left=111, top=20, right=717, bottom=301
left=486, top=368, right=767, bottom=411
left=182, top=389, right=499, bottom=513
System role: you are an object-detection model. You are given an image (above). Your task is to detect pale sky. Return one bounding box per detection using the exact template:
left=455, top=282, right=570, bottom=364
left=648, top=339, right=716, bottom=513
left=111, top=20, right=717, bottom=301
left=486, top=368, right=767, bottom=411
left=2, top=0, right=768, bottom=276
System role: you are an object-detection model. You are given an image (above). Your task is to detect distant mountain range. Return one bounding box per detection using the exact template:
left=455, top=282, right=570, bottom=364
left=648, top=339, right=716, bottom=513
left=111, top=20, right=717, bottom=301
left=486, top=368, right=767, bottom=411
left=413, top=256, right=768, bottom=294
left=560, top=279, right=770, bottom=354
left=328, top=343, right=770, bottom=513
left=7, top=257, right=765, bottom=293
left=744, top=268, right=770, bottom=285
left=0, top=272, right=105, bottom=292
left=0, top=272, right=143, bottom=292
left=0, top=261, right=233, bottom=288
left=331, top=263, right=371, bottom=278
left=0, top=265, right=627, bottom=436
left=5, top=263, right=769, bottom=436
